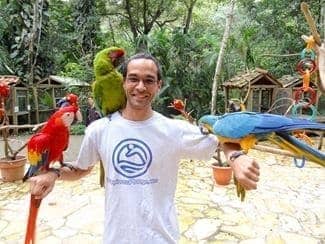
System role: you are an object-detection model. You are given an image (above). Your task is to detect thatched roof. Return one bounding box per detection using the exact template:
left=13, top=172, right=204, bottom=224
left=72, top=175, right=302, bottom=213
left=277, top=74, right=304, bottom=88
left=222, top=68, right=282, bottom=88
left=49, top=75, right=90, bottom=87
left=37, top=75, right=91, bottom=87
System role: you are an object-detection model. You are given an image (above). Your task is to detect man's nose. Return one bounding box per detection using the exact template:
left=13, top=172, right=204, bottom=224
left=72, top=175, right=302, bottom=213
left=135, top=80, right=146, bottom=91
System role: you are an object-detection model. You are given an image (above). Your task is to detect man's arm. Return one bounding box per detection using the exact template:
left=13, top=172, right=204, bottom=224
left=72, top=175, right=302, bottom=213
left=28, top=165, right=93, bottom=200
left=221, top=142, right=260, bottom=190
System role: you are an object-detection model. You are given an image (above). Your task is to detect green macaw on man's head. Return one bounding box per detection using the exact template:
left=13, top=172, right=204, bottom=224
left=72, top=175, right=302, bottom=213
left=92, top=46, right=126, bottom=187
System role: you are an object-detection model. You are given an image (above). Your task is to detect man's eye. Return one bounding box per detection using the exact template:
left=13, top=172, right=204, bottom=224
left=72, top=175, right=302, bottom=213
left=145, top=80, right=155, bottom=84
left=128, top=78, right=138, bottom=82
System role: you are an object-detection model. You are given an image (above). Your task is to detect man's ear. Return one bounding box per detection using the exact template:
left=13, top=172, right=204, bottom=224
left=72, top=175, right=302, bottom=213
left=158, top=80, right=163, bottom=89
left=122, top=79, right=127, bottom=90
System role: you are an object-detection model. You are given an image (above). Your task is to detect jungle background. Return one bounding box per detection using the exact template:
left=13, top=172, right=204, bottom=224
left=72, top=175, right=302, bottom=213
left=0, top=0, right=323, bottom=120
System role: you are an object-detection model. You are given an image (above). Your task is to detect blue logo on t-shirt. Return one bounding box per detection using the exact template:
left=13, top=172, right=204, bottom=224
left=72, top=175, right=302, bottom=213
left=112, top=138, right=152, bottom=178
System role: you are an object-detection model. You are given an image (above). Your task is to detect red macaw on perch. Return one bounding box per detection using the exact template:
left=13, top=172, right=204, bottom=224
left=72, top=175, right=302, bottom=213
left=0, top=82, right=10, bottom=122
left=23, top=105, right=82, bottom=244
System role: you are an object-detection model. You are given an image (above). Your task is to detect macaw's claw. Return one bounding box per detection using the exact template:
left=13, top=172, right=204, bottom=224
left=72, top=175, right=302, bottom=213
left=234, top=176, right=246, bottom=202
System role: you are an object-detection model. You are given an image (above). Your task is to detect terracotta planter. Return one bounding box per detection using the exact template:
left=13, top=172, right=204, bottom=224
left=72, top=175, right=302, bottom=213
left=212, top=162, right=233, bottom=185
left=0, top=155, right=27, bottom=182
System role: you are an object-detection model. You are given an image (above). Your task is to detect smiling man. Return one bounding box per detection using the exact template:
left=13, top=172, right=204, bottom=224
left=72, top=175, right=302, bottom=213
left=28, top=52, right=260, bottom=244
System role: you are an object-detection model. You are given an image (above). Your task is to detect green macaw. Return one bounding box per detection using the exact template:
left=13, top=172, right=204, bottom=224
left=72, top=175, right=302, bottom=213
left=92, top=46, right=126, bottom=187
left=93, top=47, right=126, bottom=115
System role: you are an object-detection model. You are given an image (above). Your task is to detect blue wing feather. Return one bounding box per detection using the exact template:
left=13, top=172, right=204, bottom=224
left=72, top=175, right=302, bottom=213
left=210, top=112, right=325, bottom=138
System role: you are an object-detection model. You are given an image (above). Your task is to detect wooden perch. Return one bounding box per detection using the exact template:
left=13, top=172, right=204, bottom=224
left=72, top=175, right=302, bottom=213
left=0, top=122, right=47, bottom=159
left=301, top=2, right=321, bottom=46
left=253, top=144, right=303, bottom=158
left=0, top=122, right=46, bottom=131
left=261, top=53, right=300, bottom=57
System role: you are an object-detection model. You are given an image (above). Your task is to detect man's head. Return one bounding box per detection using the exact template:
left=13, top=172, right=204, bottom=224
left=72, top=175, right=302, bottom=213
left=87, top=96, right=94, bottom=106
left=121, top=53, right=162, bottom=112
left=121, top=53, right=162, bottom=81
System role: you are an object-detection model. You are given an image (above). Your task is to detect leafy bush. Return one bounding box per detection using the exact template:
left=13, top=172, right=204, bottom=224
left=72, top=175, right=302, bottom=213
left=70, top=123, right=85, bottom=135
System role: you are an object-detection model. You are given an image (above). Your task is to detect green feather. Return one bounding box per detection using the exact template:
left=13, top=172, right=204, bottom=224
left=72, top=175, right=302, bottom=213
left=92, top=47, right=126, bottom=116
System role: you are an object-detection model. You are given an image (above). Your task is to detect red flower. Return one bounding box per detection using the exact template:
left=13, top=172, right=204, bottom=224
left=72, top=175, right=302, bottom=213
left=171, top=99, right=185, bottom=110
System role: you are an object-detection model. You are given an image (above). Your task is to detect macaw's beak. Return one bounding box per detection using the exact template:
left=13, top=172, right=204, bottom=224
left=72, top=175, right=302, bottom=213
left=75, top=109, right=83, bottom=123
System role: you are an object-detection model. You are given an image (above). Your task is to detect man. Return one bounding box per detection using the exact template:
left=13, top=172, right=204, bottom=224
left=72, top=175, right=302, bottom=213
left=85, top=96, right=100, bottom=126
left=29, top=53, right=260, bottom=243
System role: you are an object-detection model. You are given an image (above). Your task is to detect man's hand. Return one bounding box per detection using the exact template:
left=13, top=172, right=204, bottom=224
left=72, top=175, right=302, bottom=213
left=28, top=172, right=58, bottom=199
left=230, top=154, right=260, bottom=190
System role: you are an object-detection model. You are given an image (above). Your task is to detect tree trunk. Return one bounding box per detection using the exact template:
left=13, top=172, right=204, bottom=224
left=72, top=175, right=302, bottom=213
left=32, top=85, right=40, bottom=124
left=125, top=0, right=139, bottom=41
left=210, top=0, right=235, bottom=115
left=28, top=0, right=43, bottom=85
left=183, top=0, right=197, bottom=34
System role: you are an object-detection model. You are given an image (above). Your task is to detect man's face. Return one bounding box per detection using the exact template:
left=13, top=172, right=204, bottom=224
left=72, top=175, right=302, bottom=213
left=123, top=58, right=162, bottom=110
left=88, top=97, right=94, bottom=106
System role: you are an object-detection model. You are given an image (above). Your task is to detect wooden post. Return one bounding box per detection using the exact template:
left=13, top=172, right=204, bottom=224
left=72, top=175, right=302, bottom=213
left=32, top=85, right=39, bottom=124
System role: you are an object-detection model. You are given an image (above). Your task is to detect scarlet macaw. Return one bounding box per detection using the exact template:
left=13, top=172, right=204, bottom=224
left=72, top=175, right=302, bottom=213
left=92, top=46, right=126, bottom=187
left=56, top=93, right=79, bottom=109
left=23, top=105, right=82, bottom=244
left=0, top=82, right=10, bottom=121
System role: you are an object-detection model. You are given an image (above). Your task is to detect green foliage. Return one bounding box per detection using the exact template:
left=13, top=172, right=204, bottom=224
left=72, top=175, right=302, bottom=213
left=0, top=1, right=55, bottom=82
left=70, top=123, right=86, bottom=135
left=39, top=91, right=53, bottom=109
left=149, top=27, right=221, bottom=118
left=59, top=62, right=92, bottom=82
left=236, top=0, right=320, bottom=77
left=0, top=0, right=322, bottom=118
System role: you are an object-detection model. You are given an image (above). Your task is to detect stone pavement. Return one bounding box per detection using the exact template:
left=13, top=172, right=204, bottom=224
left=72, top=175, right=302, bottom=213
left=0, top=135, right=324, bottom=243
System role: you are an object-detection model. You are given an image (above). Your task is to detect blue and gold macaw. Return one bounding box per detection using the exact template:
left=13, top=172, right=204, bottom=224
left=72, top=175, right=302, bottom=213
left=199, top=111, right=325, bottom=166
left=199, top=112, right=325, bottom=201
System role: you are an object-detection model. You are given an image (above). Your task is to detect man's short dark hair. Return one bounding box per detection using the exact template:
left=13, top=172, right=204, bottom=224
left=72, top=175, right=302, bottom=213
left=121, top=53, right=162, bottom=81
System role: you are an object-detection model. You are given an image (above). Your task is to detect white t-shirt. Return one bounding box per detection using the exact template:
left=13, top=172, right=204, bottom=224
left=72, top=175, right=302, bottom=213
left=76, top=111, right=218, bottom=244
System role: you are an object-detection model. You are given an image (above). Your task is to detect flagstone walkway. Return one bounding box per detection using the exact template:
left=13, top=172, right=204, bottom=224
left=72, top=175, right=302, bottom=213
left=0, top=135, right=324, bottom=243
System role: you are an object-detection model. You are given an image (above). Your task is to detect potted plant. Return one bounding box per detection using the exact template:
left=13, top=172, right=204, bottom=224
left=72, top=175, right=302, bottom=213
left=211, top=147, right=233, bottom=185
left=168, top=98, right=233, bottom=185
left=0, top=79, right=27, bottom=182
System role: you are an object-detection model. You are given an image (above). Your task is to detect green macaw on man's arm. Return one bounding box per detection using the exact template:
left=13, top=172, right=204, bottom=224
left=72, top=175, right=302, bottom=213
left=92, top=46, right=126, bottom=187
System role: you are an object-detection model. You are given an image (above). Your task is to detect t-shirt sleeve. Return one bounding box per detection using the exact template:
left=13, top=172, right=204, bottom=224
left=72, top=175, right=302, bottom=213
left=177, top=120, right=218, bottom=161
left=75, top=126, right=101, bottom=170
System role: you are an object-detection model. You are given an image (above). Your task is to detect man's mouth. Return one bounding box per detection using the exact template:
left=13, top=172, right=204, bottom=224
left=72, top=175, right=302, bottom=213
left=133, top=94, right=148, bottom=100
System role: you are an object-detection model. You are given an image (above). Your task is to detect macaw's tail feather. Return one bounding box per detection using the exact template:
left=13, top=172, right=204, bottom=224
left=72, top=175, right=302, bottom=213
left=25, top=195, right=42, bottom=244
left=268, top=132, right=325, bottom=167
left=22, top=169, right=30, bottom=182
left=22, top=167, right=34, bottom=182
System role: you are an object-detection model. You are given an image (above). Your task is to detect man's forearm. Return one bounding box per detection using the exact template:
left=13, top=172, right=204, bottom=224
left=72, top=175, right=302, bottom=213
left=220, top=142, right=242, bottom=167
left=57, top=165, right=93, bottom=181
